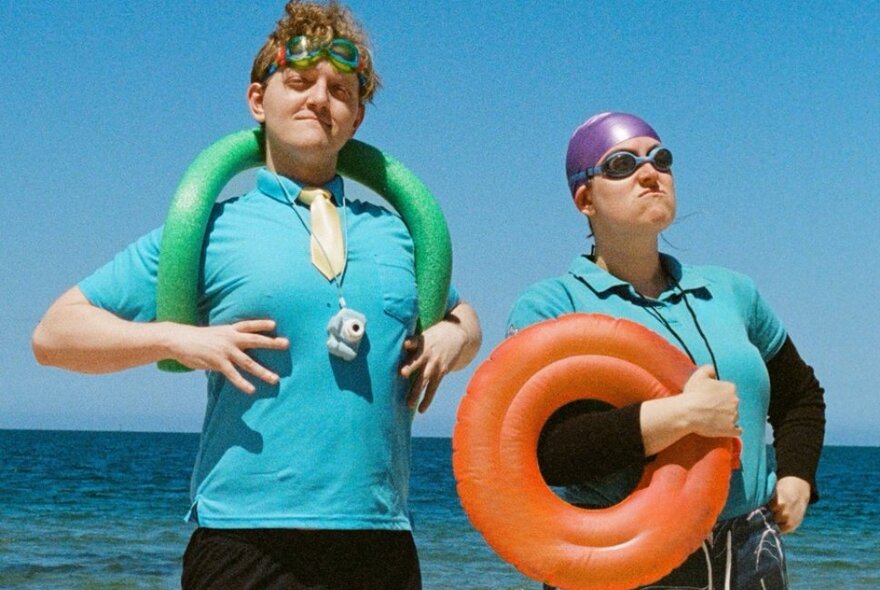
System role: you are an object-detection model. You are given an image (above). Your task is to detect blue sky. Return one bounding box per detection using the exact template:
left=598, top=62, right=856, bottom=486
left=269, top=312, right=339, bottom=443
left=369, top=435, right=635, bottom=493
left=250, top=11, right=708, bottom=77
left=2, top=1, right=878, bottom=445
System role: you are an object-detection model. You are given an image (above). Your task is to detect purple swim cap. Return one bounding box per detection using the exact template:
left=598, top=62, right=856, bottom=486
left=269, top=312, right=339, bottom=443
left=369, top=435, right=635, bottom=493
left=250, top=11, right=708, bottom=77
left=566, top=112, right=661, bottom=193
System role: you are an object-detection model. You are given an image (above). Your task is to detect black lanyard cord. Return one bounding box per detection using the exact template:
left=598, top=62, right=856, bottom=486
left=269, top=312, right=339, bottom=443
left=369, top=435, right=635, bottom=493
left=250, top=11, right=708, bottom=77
left=638, top=273, right=720, bottom=379
left=675, top=280, right=721, bottom=378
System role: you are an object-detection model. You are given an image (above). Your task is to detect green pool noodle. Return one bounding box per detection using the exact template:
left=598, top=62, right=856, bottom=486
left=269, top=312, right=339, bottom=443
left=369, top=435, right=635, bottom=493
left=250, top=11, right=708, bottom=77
left=155, top=128, right=453, bottom=372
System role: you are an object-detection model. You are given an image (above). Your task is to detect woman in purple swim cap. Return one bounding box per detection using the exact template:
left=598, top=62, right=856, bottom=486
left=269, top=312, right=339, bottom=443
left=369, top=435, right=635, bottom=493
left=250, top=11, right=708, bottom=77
left=506, top=112, right=826, bottom=590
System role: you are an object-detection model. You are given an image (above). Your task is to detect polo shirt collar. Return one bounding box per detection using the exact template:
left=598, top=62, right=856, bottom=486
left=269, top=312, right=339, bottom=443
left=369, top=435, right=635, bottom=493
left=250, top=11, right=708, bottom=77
left=568, top=254, right=627, bottom=294
left=568, top=252, right=709, bottom=298
left=256, top=168, right=344, bottom=206
left=660, top=254, right=708, bottom=292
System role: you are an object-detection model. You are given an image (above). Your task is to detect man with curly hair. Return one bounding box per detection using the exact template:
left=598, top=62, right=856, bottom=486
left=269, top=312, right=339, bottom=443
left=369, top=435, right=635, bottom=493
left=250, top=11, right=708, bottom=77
left=33, top=2, right=481, bottom=588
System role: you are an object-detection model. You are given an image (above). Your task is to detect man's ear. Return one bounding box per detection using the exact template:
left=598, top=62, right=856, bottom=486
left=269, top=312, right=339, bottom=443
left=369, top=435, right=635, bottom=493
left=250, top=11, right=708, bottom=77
left=573, top=184, right=594, bottom=216
left=351, top=104, right=365, bottom=135
left=247, top=82, right=266, bottom=123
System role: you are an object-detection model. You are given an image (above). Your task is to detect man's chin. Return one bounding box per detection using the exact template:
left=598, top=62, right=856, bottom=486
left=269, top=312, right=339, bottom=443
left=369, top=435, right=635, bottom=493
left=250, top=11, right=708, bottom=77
left=267, top=126, right=351, bottom=162
left=279, top=133, right=335, bottom=155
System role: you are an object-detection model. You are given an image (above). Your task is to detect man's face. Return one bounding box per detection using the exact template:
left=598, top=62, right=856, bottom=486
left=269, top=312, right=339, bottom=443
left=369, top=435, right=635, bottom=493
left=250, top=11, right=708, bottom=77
left=249, top=59, right=364, bottom=170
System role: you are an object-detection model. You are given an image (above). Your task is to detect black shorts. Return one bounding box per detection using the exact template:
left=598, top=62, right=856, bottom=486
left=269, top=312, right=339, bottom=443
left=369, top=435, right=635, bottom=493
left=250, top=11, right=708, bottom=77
left=181, top=527, right=421, bottom=590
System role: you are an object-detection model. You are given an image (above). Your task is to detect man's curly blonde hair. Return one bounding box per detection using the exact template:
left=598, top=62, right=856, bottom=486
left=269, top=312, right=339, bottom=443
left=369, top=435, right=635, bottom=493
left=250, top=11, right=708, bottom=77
left=251, top=0, right=381, bottom=103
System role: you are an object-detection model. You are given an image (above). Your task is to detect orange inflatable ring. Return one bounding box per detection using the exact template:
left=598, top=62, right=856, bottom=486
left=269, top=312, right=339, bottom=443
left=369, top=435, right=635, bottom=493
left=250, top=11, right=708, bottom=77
left=452, top=313, right=740, bottom=590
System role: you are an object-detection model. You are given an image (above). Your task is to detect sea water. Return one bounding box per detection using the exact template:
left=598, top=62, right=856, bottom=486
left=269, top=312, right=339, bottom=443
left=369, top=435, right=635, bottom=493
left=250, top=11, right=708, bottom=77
left=1, top=431, right=877, bottom=589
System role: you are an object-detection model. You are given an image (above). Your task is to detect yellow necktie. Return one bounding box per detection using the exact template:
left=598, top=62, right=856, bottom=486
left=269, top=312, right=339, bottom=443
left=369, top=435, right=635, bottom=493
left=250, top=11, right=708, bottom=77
left=298, top=187, right=345, bottom=280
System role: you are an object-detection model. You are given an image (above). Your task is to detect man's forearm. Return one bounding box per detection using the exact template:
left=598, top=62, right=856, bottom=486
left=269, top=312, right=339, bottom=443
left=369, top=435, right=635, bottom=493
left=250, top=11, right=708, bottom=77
left=32, top=286, right=173, bottom=373
left=444, top=302, right=481, bottom=370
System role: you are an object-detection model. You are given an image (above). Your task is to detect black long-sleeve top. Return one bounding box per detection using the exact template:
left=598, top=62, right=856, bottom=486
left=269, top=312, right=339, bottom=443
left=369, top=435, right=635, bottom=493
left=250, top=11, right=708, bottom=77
left=537, top=336, right=826, bottom=502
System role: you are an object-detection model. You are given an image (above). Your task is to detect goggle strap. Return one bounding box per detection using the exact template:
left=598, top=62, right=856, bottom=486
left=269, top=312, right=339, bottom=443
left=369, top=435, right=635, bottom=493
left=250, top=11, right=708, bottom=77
left=264, top=46, right=287, bottom=78
left=567, top=170, right=588, bottom=187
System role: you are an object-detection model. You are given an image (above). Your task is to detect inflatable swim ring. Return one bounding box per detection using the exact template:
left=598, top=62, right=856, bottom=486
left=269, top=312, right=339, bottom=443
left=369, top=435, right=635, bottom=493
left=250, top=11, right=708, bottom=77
left=155, top=128, right=452, bottom=372
left=452, top=313, right=739, bottom=590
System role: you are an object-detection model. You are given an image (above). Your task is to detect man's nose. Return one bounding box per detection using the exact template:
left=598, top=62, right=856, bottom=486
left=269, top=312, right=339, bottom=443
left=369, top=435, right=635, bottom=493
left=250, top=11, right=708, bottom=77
left=306, top=77, right=330, bottom=107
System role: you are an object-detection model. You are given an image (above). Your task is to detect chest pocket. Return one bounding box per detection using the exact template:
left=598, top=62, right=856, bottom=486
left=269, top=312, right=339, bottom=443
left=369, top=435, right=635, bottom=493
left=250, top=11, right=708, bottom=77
left=374, top=254, right=419, bottom=332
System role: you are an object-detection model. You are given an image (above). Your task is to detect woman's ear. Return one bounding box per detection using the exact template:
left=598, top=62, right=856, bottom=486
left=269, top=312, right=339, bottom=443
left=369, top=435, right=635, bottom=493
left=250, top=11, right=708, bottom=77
left=247, top=82, right=267, bottom=123
left=574, top=184, right=594, bottom=216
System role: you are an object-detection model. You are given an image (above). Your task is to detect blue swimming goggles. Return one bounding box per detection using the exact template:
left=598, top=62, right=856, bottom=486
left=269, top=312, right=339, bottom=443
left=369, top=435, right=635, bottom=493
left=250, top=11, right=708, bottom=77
left=569, top=145, right=673, bottom=185
left=264, top=35, right=366, bottom=89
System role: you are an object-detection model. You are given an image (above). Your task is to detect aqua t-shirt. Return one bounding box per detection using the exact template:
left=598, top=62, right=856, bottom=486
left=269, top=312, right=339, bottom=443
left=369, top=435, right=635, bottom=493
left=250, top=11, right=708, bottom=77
left=507, top=254, right=786, bottom=520
left=80, top=169, right=459, bottom=530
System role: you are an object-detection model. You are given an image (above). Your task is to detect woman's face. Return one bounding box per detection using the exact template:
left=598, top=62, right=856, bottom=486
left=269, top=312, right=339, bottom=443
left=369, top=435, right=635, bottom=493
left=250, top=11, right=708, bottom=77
left=576, top=135, right=676, bottom=240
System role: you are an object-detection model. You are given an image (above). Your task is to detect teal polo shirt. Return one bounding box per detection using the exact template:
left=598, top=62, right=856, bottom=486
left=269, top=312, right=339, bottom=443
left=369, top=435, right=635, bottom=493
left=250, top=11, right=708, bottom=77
left=507, top=254, right=786, bottom=520
left=80, top=169, right=459, bottom=530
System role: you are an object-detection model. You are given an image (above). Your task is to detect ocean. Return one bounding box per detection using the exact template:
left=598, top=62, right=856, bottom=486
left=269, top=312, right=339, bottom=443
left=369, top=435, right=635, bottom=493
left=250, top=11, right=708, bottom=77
left=1, top=431, right=877, bottom=589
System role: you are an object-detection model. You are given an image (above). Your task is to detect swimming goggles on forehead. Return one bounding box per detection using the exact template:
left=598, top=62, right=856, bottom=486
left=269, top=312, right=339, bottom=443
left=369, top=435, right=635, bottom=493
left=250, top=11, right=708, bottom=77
left=265, top=36, right=366, bottom=86
left=569, top=145, right=673, bottom=185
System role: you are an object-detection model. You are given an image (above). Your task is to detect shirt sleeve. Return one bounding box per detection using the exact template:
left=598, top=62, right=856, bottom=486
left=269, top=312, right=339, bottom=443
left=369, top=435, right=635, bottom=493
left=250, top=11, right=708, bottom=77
left=506, top=280, right=575, bottom=335
left=537, top=401, right=647, bottom=486
left=747, top=282, right=787, bottom=361
left=445, top=283, right=461, bottom=314
left=78, top=227, right=163, bottom=322
left=767, top=336, right=826, bottom=503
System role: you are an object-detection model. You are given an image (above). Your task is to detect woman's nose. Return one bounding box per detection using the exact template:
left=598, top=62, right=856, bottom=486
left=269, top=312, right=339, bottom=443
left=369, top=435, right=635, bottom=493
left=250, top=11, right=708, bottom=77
left=635, top=160, right=660, bottom=184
